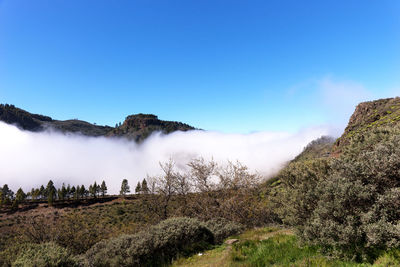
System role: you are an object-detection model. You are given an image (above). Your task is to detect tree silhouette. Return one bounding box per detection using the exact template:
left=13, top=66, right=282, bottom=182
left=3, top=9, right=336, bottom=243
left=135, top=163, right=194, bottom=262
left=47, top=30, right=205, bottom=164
left=135, top=182, right=141, bottom=194
left=120, top=179, right=130, bottom=196
left=141, top=179, right=149, bottom=194
left=46, top=180, right=56, bottom=206
left=100, top=181, right=107, bottom=197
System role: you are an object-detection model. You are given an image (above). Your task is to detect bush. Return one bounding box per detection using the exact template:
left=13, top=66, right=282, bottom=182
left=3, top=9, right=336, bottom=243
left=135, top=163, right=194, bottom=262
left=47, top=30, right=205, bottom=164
left=273, top=158, right=331, bottom=227
left=54, top=212, right=110, bottom=254
left=205, top=218, right=243, bottom=243
left=277, top=125, right=400, bottom=261
left=84, top=217, right=214, bottom=267
left=0, top=242, right=36, bottom=267
left=13, top=242, right=79, bottom=267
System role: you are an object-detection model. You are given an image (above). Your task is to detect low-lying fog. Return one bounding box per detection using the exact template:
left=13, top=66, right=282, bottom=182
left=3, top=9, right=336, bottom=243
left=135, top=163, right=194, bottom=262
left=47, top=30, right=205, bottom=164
left=0, top=122, right=330, bottom=194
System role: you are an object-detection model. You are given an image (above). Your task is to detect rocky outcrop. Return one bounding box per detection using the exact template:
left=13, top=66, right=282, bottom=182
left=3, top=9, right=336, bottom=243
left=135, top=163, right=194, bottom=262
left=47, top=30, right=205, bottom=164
left=333, top=97, right=400, bottom=154
left=108, top=114, right=196, bottom=142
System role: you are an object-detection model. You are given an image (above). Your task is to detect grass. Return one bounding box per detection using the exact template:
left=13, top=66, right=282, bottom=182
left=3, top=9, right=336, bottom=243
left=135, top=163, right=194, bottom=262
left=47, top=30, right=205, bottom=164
left=231, top=234, right=360, bottom=267
left=173, top=227, right=400, bottom=267
left=173, top=245, right=231, bottom=267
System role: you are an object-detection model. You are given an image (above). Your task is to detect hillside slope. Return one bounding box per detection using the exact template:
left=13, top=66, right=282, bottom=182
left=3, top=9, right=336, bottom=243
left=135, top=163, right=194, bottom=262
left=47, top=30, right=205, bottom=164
left=0, top=104, right=196, bottom=140
left=333, top=97, right=400, bottom=154
left=292, top=135, right=335, bottom=163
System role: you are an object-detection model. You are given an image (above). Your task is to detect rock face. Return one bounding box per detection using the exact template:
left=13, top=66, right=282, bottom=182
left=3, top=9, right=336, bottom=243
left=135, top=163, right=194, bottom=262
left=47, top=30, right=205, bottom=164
left=333, top=97, right=400, bottom=154
left=0, top=104, right=196, bottom=141
left=108, top=114, right=196, bottom=142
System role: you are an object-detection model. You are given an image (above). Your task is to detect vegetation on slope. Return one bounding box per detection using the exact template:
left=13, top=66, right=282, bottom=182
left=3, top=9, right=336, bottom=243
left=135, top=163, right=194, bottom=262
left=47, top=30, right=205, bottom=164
left=271, top=124, right=400, bottom=261
left=0, top=159, right=264, bottom=266
left=333, top=97, right=400, bottom=154
left=0, top=104, right=196, bottom=140
left=292, top=135, right=335, bottom=162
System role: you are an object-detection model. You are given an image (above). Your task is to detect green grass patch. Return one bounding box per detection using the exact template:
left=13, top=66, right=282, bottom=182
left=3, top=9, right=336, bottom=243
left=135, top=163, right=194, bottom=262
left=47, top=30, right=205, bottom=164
left=230, top=234, right=378, bottom=267
left=173, top=227, right=400, bottom=267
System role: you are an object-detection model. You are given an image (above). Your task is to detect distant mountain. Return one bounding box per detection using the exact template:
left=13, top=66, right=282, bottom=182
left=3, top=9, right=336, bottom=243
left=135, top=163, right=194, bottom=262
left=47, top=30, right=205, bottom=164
left=107, top=114, right=195, bottom=142
left=333, top=97, right=400, bottom=154
left=0, top=104, right=196, bottom=140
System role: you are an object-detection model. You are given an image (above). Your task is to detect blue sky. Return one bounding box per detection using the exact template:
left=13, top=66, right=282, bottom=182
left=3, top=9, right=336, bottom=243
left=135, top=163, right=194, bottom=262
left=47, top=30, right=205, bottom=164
left=0, top=0, right=399, bottom=133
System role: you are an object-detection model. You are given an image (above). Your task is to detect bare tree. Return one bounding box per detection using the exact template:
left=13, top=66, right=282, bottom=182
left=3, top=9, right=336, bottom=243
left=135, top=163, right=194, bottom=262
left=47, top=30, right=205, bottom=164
left=156, top=159, right=179, bottom=219
left=217, top=160, right=261, bottom=191
left=188, top=157, right=217, bottom=193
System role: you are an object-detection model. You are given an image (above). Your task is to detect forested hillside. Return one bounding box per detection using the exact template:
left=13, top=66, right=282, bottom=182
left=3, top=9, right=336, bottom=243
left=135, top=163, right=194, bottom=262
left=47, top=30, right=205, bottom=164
left=0, top=104, right=195, bottom=141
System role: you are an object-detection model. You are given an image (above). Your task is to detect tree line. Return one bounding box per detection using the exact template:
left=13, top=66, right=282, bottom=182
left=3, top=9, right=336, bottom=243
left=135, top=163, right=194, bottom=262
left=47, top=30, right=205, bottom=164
left=1, top=157, right=266, bottom=228
left=1, top=176, right=162, bottom=210
left=0, top=180, right=113, bottom=209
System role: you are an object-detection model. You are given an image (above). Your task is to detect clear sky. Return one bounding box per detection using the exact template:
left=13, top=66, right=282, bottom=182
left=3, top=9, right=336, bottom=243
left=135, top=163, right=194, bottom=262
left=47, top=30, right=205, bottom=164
left=0, top=0, right=399, bottom=133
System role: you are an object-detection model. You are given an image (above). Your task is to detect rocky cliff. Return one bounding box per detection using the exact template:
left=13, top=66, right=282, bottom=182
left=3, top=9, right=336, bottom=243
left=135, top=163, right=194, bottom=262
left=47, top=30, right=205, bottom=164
left=333, top=97, right=400, bottom=153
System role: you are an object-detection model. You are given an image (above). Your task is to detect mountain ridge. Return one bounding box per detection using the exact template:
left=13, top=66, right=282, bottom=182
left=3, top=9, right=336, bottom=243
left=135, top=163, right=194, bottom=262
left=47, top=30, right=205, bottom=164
left=0, top=104, right=196, bottom=141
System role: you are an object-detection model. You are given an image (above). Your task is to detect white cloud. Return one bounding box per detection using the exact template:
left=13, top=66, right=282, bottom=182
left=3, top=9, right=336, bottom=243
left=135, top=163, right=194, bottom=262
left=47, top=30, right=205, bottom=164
left=0, top=122, right=329, bottom=194
left=286, top=76, right=380, bottom=134
left=317, top=76, right=372, bottom=118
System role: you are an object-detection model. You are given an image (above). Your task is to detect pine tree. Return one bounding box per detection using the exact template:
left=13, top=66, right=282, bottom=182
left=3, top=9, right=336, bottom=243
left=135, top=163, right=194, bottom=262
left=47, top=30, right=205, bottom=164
left=90, top=182, right=99, bottom=198
left=95, top=182, right=100, bottom=197
left=135, top=182, right=141, bottom=194
left=30, top=188, right=36, bottom=200
left=1, top=184, right=14, bottom=206
left=57, top=188, right=62, bottom=200
left=80, top=185, right=87, bottom=198
left=120, top=179, right=130, bottom=196
left=15, top=188, right=25, bottom=202
left=66, top=184, right=71, bottom=199
left=70, top=186, right=76, bottom=200
left=141, top=179, right=149, bottom=194
left=89, top=185, right=94, bottom=198
left=46, top=180, right=56, bottom=206
left=74, top=185, right=80, bottom=200
left=61, top=183, right=67, bottom=200
left=39, top=185, right=45, bottom=200
left=100, top=181, right=107, bottom=197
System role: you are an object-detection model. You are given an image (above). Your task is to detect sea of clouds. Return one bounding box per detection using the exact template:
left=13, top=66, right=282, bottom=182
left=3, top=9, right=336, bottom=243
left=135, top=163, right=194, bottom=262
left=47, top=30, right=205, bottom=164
left=0, top=122, right=330, bottom=194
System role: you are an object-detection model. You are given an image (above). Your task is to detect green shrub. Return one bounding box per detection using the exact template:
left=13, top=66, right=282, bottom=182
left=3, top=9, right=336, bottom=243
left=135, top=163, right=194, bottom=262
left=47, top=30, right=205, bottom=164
left=304, top=127, right=400, bottom=260
left=0, top=242, right=35, bottom=267
left=273, top=158, right=331, bottom=227
left=205, top=218, right=243, bottom=243
left=276, top=125, right=400, bottom=261
left=13, top=242, right=79, bottom=267
left=84, top=217, right=214, bottom=267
